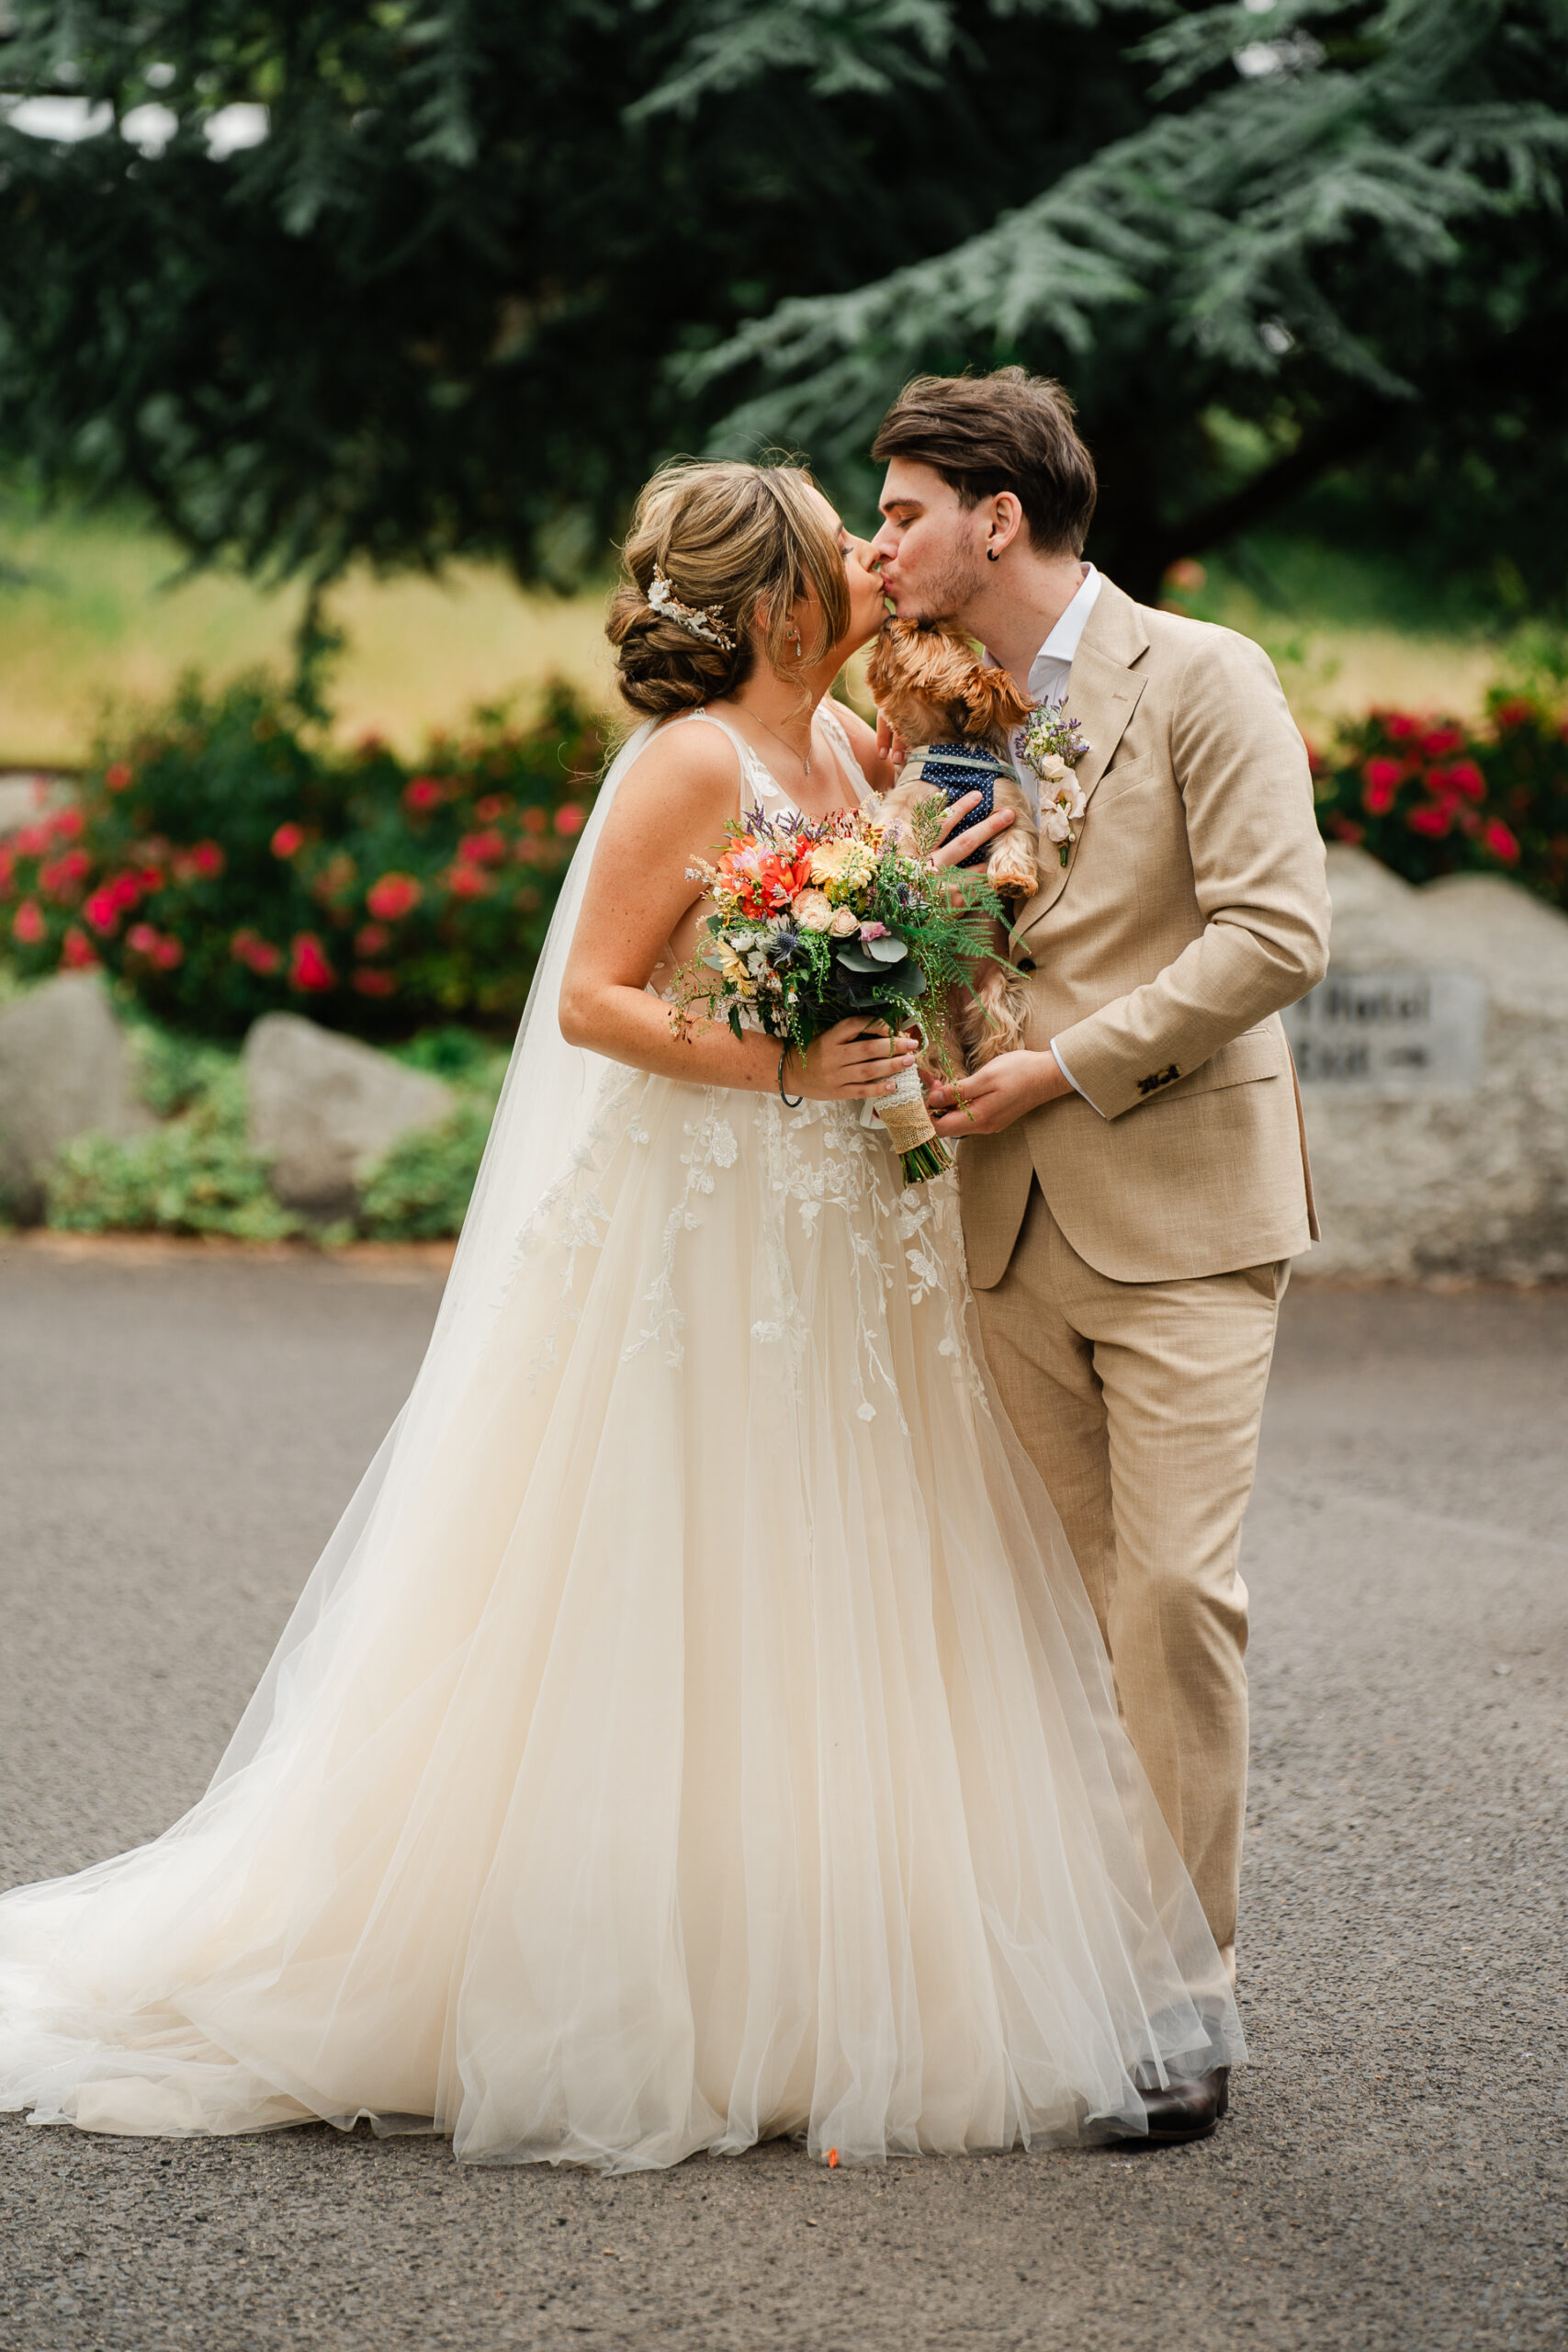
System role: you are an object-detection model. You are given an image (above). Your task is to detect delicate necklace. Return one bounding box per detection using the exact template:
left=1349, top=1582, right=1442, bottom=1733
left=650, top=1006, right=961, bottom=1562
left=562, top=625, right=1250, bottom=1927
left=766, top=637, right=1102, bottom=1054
left=745, top=707, right=812, bottom=779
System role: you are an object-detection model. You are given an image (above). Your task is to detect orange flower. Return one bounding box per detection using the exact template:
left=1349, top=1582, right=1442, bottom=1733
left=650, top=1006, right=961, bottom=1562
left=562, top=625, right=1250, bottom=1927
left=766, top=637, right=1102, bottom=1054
left=716, top=837, right=814, bottom=920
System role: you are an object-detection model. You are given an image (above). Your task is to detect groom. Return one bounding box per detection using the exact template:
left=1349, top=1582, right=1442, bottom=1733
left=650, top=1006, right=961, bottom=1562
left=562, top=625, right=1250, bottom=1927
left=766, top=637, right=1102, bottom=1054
left=870, top=369, right=1331, bottom=2142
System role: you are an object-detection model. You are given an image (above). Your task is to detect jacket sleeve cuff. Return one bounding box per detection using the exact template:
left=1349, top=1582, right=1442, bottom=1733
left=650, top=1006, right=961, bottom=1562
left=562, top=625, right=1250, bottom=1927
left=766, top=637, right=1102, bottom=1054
left=1047, top=1013, right=1187, bottom=1122
left=1047, top=1036, right=1104, bottom=1118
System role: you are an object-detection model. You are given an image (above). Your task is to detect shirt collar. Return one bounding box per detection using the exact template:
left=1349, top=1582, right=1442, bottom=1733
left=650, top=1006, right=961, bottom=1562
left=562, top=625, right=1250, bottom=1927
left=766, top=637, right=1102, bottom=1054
left=1030, top=563, right=1101, bottom=684
left=982, top=563, right=1102, bottom=703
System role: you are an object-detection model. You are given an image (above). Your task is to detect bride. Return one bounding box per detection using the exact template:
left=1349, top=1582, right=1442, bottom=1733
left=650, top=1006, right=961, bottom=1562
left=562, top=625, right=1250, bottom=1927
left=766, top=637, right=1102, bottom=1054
left=0, top=460, right=1241, bottom=2170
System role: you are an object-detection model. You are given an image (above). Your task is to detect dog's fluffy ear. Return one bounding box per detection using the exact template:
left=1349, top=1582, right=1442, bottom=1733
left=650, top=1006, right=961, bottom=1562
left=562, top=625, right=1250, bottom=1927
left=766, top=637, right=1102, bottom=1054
left=966, top=664, right=1034, bottom=739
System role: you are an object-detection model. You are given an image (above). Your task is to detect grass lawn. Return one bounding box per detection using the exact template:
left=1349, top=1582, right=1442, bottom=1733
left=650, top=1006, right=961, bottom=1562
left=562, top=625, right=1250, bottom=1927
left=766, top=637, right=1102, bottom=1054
left=0, top=493, right=1525, bottom=771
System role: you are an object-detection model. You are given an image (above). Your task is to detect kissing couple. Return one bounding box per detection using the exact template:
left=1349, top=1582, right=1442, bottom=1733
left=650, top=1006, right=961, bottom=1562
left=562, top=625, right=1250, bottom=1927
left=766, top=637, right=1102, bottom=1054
left=0, top=370, right=1330, bottom=2168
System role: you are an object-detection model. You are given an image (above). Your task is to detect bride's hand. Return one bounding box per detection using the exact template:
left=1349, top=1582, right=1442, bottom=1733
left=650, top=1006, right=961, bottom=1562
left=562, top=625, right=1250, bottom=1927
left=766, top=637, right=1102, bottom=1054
left=791, top=1019, right=919, bottom=1102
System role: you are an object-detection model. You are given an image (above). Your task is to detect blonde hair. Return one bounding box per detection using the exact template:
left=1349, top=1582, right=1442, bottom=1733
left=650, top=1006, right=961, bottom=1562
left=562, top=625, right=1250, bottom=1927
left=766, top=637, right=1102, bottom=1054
left=607, top=459, right=851, bottom=718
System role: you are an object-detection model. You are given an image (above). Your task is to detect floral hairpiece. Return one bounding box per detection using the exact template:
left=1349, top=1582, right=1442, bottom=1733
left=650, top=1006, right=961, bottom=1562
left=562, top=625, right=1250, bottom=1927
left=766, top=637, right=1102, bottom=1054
left=647, top=565, right=737, bottom=653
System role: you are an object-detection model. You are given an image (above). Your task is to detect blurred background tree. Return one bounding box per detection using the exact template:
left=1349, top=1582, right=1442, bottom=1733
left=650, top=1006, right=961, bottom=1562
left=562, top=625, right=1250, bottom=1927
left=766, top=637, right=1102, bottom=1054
left=0, top=0, right=1563, bottom=612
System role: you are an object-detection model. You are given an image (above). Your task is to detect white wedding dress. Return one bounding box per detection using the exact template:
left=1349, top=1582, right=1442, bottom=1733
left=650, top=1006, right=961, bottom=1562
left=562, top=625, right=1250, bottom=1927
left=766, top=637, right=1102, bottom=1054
left=0, top=708, right=1241, bottom=2170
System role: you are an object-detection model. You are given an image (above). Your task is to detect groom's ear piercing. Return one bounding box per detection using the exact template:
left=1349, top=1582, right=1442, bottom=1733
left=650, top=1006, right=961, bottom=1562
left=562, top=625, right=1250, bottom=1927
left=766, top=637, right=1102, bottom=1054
left=987, top=541, right=1000, bottom=562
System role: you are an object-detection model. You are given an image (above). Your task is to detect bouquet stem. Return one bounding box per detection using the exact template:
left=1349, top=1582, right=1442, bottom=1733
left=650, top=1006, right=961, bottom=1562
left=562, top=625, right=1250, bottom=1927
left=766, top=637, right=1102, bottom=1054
left=897, top=1136, right=954, bottom=1184
left=872, top=1066, right=953, bottom=1186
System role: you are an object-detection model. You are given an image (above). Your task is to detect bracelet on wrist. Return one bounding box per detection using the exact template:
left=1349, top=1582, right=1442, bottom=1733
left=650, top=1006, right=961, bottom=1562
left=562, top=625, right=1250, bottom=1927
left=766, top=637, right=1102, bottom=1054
left=778, top=1046, right=804, bottom=1109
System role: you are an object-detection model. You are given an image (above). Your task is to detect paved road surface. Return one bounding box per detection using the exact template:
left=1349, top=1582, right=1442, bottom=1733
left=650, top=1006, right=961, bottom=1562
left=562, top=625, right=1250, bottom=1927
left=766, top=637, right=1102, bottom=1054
left=1, top=1243, right=1563, bottom=2351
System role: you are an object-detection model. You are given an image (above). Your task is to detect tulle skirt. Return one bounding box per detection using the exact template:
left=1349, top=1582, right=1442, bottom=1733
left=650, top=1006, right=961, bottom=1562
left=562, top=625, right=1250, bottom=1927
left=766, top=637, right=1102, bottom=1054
left=0, top=1069, right=1241, bottom=2169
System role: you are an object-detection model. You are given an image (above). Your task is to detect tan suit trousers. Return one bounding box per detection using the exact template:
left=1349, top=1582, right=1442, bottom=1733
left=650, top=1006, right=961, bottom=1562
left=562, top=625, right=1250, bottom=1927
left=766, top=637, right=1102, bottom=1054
left=976, top=1182, right=1286, bottom=1977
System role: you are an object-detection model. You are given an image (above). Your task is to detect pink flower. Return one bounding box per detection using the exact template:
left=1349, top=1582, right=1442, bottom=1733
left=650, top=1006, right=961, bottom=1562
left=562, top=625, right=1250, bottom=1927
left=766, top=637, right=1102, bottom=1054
left=1407, top=805, right=1452, bottom=838
left=154, top=936, right=184, bottom=970
left=104, top=762, right=134, bottom=793
left=355, top=922, right=392, bottom=957
left=1361, top=758, right=1402, bottom=817
left=107, top=871, right=144, bottom=912
left=39, top=850, right=90, bottom=898
left=351, top=967, right=398, bottom=997
left=1495, top=698, right=1534, bottom=731
left=445, top=863, right=491, bottom=899
left=189, top=839, right=226, bottom=878
left=457, top=828, right=507, bottom=865
left=0, top=846, right=12, bottom=888
left=859, top=922, right=889, bottom=942
left=13, top=823, right=50, bottom=857
left=60, top=925, right=98, bottom=970
left=288, top=933, right=336, bottom=992
left=1382, top=713, right=1419, bottom=741
left=401, top=775, right=446, bottom=814
left=554, top=804, right=588, bottom=837
left=231, top=928, right=283, bottom=976
left=1422, top=726, right=1465, bottom=759
left=365, top=872, right=422, bottom=921
left=84, top=887, right=120, bottom=935
left=474, top=794, right=513, bottom=822
left=11, top=899, right=45, bottom=946
left=50, top=807, right=85, bottom=841
left=1483, top=819, right=1521, bottom=864
left=1442, top=760, right=1485, bottom=803
left=126, top=922, right=160, bottom=956
left=271, top=821, right=306, bottom=859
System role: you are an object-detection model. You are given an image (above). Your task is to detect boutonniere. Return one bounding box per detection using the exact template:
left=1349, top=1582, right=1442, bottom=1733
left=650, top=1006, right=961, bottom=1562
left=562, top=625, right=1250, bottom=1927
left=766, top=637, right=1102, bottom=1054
left=1017, top=702, right=1089, bottom=867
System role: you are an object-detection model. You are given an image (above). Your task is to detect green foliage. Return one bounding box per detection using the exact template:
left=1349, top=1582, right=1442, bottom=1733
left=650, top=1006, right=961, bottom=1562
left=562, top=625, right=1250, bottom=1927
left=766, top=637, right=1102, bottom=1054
left=692, top=0, right=1568, bottom=606
left=0, top=0, right=1026, bottom=593
left=356, top=1101, right=496, bottom=1241
left=39, top=1014, right=505, bottom=1240
left=1314, top=688, right=1568, bottom=908
left=45, top=1064, right=302, bottom=1239
left=0, top=673, right=605, bottom=1037
left=6, top=2, right=1560, bottom=613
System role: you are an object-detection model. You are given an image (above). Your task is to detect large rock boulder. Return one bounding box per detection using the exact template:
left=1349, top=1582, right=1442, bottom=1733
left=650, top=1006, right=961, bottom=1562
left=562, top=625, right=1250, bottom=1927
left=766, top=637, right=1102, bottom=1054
left=1285, top=847, right=1568, bottom=1280
left=0, top=974, right=153, bottom=1223
left=243, top=1013, right=456, bottom=1215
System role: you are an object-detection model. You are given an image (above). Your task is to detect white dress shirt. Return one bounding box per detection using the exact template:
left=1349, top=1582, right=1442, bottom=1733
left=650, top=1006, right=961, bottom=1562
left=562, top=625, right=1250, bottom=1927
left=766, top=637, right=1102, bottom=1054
left=987, top=563, right=1105, bottom=1112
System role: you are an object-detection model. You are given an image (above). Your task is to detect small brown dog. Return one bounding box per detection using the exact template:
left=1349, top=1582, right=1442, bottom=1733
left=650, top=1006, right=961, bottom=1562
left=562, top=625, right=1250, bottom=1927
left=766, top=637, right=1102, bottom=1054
left=866, top=619, right=1038, bottom=1067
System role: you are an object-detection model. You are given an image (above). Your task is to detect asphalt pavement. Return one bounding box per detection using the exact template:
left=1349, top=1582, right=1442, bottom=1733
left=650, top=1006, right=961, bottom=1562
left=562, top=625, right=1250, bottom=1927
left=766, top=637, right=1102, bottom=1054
left=0, top=1238, right=1562, bottom=2351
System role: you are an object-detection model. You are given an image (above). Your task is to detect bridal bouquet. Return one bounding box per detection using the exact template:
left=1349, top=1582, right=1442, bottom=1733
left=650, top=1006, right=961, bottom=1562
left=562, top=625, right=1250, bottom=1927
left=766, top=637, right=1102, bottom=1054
left=670, top=801, right=999, bottom=1183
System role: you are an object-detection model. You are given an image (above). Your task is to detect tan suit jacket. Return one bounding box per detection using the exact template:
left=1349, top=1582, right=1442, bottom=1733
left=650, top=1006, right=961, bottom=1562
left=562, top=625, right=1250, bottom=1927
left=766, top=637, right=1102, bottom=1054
left=961, top=577, right=1332, bottom=1289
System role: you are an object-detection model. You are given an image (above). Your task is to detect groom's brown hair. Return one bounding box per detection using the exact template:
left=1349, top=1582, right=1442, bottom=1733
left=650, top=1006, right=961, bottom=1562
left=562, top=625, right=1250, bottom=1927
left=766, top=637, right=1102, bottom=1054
left=872, top=368, right=1098, bottom=557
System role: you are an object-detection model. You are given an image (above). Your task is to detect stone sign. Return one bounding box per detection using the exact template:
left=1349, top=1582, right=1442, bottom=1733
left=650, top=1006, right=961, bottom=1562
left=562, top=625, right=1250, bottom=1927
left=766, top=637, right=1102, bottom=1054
left=1283, top=966, right=1488, bottom=1096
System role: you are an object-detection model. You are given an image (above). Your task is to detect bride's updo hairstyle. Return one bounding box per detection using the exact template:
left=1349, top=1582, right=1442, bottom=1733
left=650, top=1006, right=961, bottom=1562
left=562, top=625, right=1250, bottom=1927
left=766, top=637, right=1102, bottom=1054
left=607, top=459, right=852, bottom=718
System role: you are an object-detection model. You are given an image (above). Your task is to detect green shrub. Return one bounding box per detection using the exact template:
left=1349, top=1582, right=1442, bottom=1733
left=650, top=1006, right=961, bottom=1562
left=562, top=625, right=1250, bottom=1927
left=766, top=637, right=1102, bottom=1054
left=39, top=1013, right=505, bottom=1242
left=356, top=1102, right=497, bottom=1240
left=1313, top=689, right=1568, bottom=910
left=46, top=1065, right=303, bottom=1240
left=0, top=673, right=606, bottom=1040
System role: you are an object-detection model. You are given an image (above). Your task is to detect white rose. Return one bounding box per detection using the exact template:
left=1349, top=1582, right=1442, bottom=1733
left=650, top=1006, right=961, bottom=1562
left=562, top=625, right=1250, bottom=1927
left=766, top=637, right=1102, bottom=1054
left=1042, top=808, right=1072, bottom=844
left=829, top=907, right=860, bottom=937
left=1038, top=752, right=1068, bottom=783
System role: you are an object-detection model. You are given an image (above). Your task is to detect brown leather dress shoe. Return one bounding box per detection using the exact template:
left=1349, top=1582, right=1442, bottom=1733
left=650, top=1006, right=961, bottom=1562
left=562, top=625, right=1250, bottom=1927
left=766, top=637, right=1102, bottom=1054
left=1115, top=2065, right=1229, bottom=2146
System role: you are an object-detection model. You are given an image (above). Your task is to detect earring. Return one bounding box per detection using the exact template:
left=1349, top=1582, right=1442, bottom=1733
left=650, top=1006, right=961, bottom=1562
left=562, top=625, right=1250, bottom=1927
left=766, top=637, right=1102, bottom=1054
left=790, top=627, right=803, bottom=656
left=987, top=542, right=1000, bottom=563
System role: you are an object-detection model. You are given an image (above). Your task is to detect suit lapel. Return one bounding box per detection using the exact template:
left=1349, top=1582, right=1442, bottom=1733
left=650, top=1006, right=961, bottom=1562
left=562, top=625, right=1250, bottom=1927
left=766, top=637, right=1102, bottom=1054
left=1016, top=581, right=1149, bottom=937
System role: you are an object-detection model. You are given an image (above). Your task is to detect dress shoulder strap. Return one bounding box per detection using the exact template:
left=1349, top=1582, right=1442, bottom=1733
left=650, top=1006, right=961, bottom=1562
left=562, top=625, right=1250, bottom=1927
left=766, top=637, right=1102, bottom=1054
left=817, top=701, right=874, bottom=808
left=678, top=707, right=789, bottom=820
